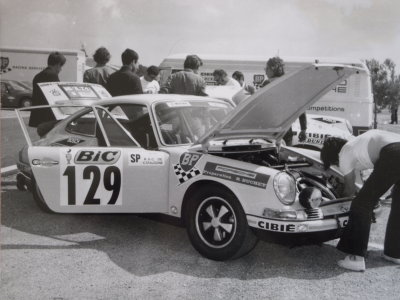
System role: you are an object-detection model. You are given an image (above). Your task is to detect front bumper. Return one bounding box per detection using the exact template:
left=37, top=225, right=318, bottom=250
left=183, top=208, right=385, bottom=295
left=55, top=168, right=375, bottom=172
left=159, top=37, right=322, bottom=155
left=247, top=199, right=383, bottom=235
left=247, top=214, right=348, bottom=233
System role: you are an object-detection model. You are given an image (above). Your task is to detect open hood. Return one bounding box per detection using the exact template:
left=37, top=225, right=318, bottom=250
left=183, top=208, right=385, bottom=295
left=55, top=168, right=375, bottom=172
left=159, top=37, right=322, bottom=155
left=197, top=64, right=361, bottom=146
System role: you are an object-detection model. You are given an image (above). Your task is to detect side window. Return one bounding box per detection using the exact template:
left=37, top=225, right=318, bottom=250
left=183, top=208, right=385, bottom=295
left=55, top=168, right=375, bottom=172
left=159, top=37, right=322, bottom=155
left=65, top=108, right=97, bottom=137
left=96, top=107, right=138, bottom=147
left=107, top=104, right=158, bottom=149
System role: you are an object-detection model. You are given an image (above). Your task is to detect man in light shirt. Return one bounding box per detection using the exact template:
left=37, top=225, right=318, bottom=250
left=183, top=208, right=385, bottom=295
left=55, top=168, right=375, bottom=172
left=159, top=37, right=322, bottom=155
left=321, top=129, right=400, bottom=271
left=212, top=69, right=241, bottom=88
left=140, top=65, right=160, bottom=94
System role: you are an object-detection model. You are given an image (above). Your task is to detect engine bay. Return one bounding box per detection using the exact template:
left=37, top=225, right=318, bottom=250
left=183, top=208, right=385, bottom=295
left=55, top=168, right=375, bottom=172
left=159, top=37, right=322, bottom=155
left=208, top=145, right=345, bottom=200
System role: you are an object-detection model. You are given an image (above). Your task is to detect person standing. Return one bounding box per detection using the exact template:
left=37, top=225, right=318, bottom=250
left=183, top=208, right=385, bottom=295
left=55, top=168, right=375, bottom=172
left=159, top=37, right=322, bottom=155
left=160, top=55, right=207, bottom=96
left=261, top=56, right=307, bottom=145
left=83, top=47, right=115, bottom=88
left=29, top=51, right=66, bottom=131
left=107, top=48, right=143, bottom=96
left=390, top=97, right=398, bottom=124
left=140, top=65, right=160, bottom=94
left=213, top=69, right=241, bottom=88
left=232, top=71, right=255, bottom=94
left=320, top=130, right=400, bottom=271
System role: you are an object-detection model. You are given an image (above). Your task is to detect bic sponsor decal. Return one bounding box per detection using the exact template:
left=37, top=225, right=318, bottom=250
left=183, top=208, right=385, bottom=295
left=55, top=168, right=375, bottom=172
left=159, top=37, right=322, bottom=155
left=74, top=150, right=121, bottom=164
left=203, top=162, right=269, bottom=189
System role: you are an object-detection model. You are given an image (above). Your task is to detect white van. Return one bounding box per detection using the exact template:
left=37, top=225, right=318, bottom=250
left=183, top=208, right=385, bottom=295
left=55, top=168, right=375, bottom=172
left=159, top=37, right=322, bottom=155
left=0, top=47, right=86, bottom=83
left=159, top=54, right=373, bottom=135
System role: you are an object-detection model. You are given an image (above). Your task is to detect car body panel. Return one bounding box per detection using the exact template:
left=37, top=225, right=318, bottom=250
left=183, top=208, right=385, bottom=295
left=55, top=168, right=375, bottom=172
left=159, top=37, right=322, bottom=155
left=292, top=114, right=353, bottom=147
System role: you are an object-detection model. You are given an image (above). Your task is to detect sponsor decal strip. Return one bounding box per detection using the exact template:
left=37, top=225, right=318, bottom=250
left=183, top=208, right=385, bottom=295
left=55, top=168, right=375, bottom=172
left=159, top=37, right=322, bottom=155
left=129, top=152, right=165, bottom=166
left=247, top=214, right=349, bottom=233
left=59, top=149, right=123, bottom=206
left=203, top=162, right=269, bottom=189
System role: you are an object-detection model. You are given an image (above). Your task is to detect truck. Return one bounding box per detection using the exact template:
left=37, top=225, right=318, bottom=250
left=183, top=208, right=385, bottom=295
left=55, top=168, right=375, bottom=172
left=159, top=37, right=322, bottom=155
left=0, top=47, right=86, bottom=83
left=159, top=54, right=374, bottom=135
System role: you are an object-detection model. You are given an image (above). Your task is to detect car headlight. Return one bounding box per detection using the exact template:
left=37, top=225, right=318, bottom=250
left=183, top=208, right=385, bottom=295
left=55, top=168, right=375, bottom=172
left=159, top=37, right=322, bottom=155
left=273, top=172, right=296, bottom=205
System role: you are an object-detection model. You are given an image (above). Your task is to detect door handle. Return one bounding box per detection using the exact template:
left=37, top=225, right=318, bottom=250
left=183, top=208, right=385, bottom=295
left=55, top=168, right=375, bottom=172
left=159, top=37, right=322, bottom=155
left=31, top=159, right=59, bottom=166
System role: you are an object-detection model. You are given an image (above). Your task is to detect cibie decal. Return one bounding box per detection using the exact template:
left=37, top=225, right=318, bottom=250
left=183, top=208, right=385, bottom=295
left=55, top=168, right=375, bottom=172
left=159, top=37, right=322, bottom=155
left=179, top=152, right=202, bottom=172
left=173, top=152, right=203, bottom=184
left=74, top=150, right=121, bottom=164
left=203, top=162, right=270, bottom=189
left=129, top=152, right=165, bottom=166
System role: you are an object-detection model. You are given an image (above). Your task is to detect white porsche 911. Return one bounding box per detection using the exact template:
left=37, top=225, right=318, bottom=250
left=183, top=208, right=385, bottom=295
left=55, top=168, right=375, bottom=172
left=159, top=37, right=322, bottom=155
left=16, top=64, right=376, bottom=260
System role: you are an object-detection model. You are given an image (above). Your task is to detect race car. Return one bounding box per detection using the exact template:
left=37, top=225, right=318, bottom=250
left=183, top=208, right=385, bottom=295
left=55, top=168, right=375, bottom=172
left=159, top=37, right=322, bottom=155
left=16, top=64, right=376, bottom=261
left=291, top=114, right=353, bottom=149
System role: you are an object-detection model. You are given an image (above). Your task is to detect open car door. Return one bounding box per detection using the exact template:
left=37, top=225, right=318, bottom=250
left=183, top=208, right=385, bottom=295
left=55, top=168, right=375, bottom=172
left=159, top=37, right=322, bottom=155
left=16, top=104, right=170, bottom=213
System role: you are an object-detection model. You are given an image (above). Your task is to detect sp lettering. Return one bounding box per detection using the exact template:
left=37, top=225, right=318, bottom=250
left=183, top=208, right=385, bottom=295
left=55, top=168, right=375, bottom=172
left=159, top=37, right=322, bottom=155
left=179, top=153, right=202, bottom=172
left=130, top=154, right=141, bottom=163
left=74, top=150, right=121, bottom=164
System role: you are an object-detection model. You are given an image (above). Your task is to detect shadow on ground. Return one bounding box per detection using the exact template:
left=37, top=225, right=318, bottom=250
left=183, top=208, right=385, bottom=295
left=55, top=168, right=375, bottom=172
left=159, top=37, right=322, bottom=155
left=1, top=189, right=395, bottom=280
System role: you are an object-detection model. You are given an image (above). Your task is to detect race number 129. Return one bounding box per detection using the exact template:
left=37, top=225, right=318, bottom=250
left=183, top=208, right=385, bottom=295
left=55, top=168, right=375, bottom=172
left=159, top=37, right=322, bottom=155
left=62, top=165, right=121, bottom=205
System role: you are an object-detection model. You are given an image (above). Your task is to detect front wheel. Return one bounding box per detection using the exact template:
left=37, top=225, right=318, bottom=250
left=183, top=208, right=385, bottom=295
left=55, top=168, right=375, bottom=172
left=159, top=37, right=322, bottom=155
left=186, top=185, right=258, bottom=260
left=20, top=98, right=32, bottom=108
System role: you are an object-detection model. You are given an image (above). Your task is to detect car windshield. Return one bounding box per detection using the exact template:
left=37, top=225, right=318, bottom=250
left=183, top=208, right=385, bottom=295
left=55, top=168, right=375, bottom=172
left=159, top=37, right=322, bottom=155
left=155, top=100, right=232, bottom=145
left=6, top=80, right=31, bottom=91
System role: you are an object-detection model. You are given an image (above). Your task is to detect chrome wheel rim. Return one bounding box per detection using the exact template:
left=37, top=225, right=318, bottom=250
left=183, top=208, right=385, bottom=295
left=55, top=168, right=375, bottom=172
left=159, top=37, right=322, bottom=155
left=195, top=196, right=236, bottom=249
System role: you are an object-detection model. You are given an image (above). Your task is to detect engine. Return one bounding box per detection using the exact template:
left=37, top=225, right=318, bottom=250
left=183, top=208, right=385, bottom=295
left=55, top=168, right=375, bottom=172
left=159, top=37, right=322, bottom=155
left=209, top=146, right=344, bottom=200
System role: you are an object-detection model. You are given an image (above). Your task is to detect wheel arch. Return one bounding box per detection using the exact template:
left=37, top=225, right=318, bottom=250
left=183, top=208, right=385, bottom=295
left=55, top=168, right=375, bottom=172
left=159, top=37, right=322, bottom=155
left=181, top=180, right=240, bottom=225
left=19, top=96, right=32, bottom=107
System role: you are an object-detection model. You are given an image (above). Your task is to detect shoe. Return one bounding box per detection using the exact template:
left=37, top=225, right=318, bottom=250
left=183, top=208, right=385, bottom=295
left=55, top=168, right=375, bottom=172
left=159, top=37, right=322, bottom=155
left=337, top=255, right=366, bottom=272
left=383, top=254, right=400, bottom=264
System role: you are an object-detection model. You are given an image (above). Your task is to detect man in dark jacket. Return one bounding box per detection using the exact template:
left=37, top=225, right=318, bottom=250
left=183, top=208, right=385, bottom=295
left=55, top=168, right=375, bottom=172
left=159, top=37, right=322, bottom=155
left=107, top=49, right=143, bottom=96
left=160, top=54, right=207, bottom=96
left=261, top=56, right=307, bottom=145
left=29, top=51, right=66, bottom=132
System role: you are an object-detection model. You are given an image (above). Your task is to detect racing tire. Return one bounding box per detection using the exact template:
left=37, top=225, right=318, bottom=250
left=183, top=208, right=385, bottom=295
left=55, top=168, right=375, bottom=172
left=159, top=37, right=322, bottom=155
left=19, top=98, right=32, bottom=108
left=32, top=180, right=54, bottom=213
left=186, top=185, right=258, bottom=261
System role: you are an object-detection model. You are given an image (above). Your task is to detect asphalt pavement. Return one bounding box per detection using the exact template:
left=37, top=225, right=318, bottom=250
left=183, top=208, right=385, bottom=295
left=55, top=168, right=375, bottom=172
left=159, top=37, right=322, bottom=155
left=1, top=182, right=399, bottom=300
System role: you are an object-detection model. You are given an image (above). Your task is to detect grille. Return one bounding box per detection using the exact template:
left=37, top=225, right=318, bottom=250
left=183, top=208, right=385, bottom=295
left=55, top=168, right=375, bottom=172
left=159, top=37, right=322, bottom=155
left=305, top=208, right=323, bottom=220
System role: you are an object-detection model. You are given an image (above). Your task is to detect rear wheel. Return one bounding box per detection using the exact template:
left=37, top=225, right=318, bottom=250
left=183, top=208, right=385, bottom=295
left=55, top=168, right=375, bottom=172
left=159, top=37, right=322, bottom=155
left=20, top=98, right=32, bottom=108
left=186, top=185, right=258, bottom=260
left=32, top=180, right=54, bottom=213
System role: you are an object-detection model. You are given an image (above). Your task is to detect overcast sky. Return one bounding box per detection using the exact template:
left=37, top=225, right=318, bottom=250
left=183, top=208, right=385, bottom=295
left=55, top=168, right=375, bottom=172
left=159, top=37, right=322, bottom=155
left=1, top=0, right=400, bottom=71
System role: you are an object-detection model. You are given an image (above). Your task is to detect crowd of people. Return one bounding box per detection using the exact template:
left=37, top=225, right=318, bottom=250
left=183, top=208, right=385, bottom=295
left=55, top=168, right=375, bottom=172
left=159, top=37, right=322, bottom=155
left=28, top=48, right=400, bottom=273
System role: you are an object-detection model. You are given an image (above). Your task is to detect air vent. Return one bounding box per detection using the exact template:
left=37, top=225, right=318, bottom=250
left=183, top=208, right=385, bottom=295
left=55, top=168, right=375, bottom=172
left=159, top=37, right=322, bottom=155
left=305, top=208, right=323, bottom=220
